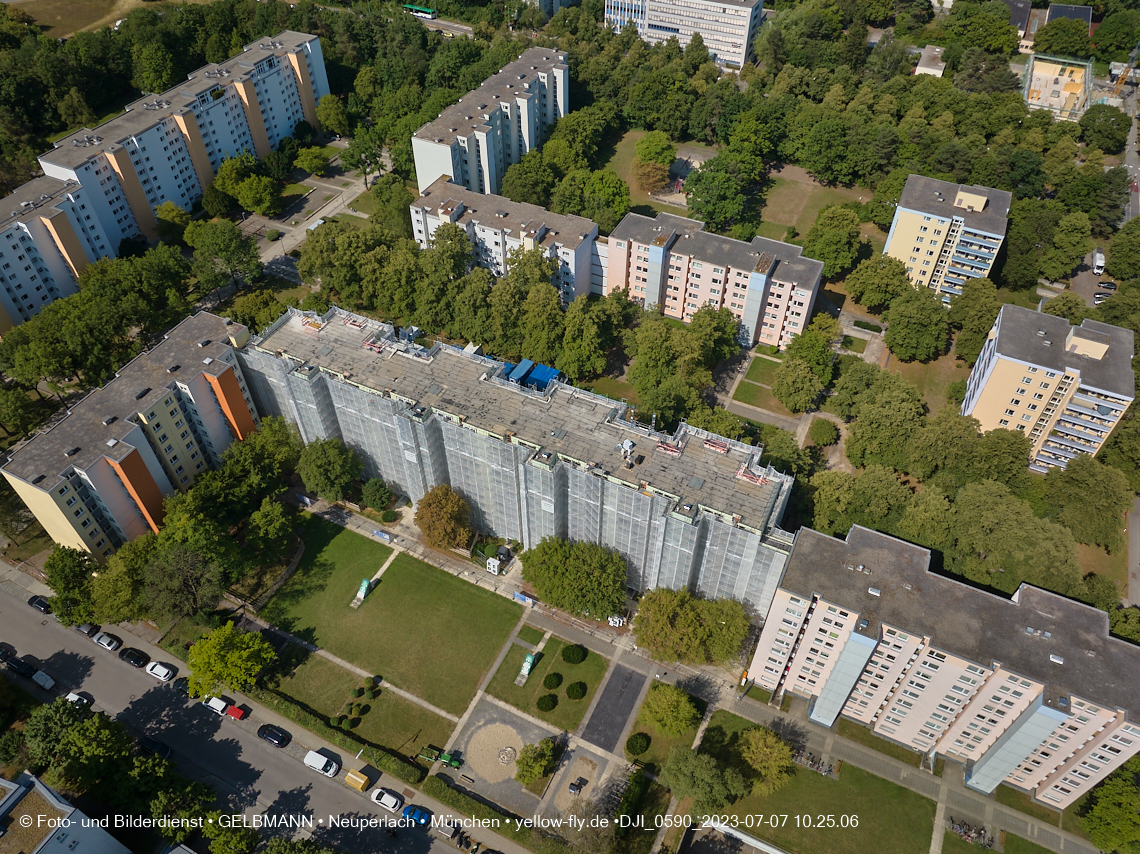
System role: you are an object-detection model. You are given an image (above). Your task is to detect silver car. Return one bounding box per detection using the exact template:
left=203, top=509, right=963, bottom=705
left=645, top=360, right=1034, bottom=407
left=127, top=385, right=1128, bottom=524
left=92, top=632, right=122, bottom=652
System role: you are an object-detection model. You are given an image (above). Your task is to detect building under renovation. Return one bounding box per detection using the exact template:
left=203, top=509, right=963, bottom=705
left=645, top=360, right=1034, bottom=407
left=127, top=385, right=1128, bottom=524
left=1022, top=55, right=1092, bottom=121
left=239, top=307, right=796, bottom=614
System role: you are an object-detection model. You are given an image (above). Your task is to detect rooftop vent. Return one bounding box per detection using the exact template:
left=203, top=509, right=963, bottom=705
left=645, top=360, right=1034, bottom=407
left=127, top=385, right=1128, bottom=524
left=134, top=388, right=150, bottom=400
left=1026, top=626, right=1034, bottom=634
left=197, top=339, right=211, bottom=348
left=868, top=587, right=881, bottom=597
left=101, top=416, right=117, bottom=426
left=32, top=475, right=45, bottom=484
left=202, top=357, right=214, bottom=365
left=1043, top=631, right=1052, bottom=639
left=1049, top=654, right=1065, bottom=664
left=167, top=364, right=180, bottom=373
left=64, top=447, right=80, bottom=457
left=106, top=439, right=118, bottom=448
left=1043, top=340, right=1052, bottom=347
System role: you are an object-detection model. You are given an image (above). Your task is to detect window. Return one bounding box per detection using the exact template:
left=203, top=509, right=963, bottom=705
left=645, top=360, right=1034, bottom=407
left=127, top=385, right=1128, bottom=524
left=999, top=419, right=1010, bottom=426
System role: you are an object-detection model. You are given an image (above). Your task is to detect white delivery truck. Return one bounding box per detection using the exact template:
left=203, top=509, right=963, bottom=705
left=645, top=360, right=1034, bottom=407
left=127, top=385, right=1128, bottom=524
left=1094, top=248, right=1106, bottom=276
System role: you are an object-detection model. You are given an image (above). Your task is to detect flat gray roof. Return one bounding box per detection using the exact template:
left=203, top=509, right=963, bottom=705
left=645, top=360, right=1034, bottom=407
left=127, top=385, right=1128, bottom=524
left=897, top=175, right=1012, bottom=238
left=1047, top=3, right=1092, bottom=25
left=0, top=176, right=77, bottom=231
left=611, top=212, right=823, bottom=285
left=414, top=48, right=566, bottom=146
left=253, top=310, right=790, bottom=531
left=414, top=177, right=597, bottom=249
left=39, top=31, right=317, bottom=171
left=917, top=44, right=946, bottom=73
left=783, top=526, right=1140, bottom=715
left=994, top=304, right=1135, bottom=398
left=2, top=313, right=245, bottom=491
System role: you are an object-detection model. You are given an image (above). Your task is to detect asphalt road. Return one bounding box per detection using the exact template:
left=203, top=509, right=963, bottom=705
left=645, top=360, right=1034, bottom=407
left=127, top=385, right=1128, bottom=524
left=0, top=597, right=500, bottom=854
left=578, top=665, right=645, bottom=755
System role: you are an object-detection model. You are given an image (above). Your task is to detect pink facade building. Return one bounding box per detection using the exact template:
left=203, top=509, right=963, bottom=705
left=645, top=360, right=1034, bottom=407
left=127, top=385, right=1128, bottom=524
left=605, top=213, right=823, bottom=348
left=748, top=525, right=1140, bottom=809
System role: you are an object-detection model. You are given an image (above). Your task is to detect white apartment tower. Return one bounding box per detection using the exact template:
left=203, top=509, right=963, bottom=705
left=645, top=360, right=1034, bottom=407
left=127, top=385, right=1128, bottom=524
left=605, top=0, right=764, bottom=68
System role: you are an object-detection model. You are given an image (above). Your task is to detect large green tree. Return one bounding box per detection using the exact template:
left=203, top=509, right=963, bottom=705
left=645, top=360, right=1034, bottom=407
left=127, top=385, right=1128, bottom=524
left=948, top=277, right=1000, bottom=366
left=501, top=151, right=557, bottom=207
left=771, top=357, right=824, bottom=413
left=296, top=437, right=362, bottom=502
left=1081, top=755, right=1140, bottom=854
left=883, top=288, right=949, bottom=362
left=801, top=206, right=862, bottom=278
left=633, top=588, right=750, bottom=665
left=843, top=256, right=911, bottom=313
left=184, top=220, right=263, bottom=293
left=187, top=621, right=276, bottom=698
left=520, top=538, right=627, bottom=619
left=414, top=484, right=471, bottom=550
left=642, top=683, right=702, bottom=736
left=1044, top=455, right=1132, bottom=552
left=660, top=746, right=749, bottom=814
left=1033, top=17, right=1093, bottom=59
left=43, top=546, right=96, bottom=626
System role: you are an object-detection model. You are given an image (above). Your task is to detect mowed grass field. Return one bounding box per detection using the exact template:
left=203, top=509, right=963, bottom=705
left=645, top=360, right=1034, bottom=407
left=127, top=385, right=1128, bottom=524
left=262, top=516, right=521, bottom=715
left=759, top=168, right=871, bottom=237
left=486, top=637, right=609, bottom=733
left=13, top=0, right=215, bottom=36
left=701, top=710, right=936, bottom=854
left=273, top=653, right=454, bottom=755
left=888, top=349, right=970, bottom=415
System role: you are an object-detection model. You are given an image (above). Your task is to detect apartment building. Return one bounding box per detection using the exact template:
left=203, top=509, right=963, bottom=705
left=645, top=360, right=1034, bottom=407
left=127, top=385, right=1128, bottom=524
left=883, top=176, right=1012, bottom=302
left=1023, top=55, right=1092, bottom=122
left=239, top=306, right=797, bottom=612
left=961, top=304, right=1134, bottom=472
left=410, top=177, right=608, bottom=303
left=604, top=0, right=764, bottom=68
left=606, top=213, right=823, bottom=348
left=748, top=525, right=1140, bottom=808
left=0, top=32, right=328, bottom=331
left=412, top=49, right=568, bottom=195
left=1, top=313, right=257, bottom=562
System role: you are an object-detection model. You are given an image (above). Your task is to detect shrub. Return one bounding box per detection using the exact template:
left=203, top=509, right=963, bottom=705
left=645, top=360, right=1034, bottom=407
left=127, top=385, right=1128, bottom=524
left=362, top=477, right=393, bottom=511
left=381, top=509, right=397, bottom=523
left=537, top=694, right=558, bottom=712
left=353, top=687, right=365, bottom=698
left=331, top=715, right=345, bottom=727
left=543, top=672, right=563, bottom=690
left=625, top=732, right=650, bottom=756
left=0, top=729, right=25, bottom=763
left=566, top=681, right=587, bottom=700
left=266, top=229, right=282, bottom=241
left=809, top=419, right=839, bottom=447
left=366, top=687, right=380, bottom=700
left=784, top=226, right=798, bottom=241
left=854, top=320, right=882, bottom=332
left=561, top=644, right=587, bottom=664
left=343, top=702, right=354, bottom=713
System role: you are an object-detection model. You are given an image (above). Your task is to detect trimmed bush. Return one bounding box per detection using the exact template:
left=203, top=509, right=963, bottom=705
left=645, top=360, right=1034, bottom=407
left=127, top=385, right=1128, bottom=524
left=537, top=694, right=558, bottom=712
left=352, top=687, right=365, bottom=698
left=381, top=509, right=398, bottom=523
left=854, top=320, right=882, bottom=332
left=266, top=228, right=282, bottom=241
left=625, top=732, right=650, bottom=756
left=543, top=672, right=563, bottom=690
left=343, top=702, right=354, bottom=713
left=366, top=687, right=380, bottom=700
left=566, top=681, right=587, bottom=700
left=561, top=644, right=587, bottom=664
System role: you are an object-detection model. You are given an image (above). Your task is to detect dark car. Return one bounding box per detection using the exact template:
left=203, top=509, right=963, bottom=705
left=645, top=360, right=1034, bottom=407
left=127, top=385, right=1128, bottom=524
left=118, top=648, right=149, bottom=668
left=6, top=657, right=35, bottom=678
left=257, top=724, right=292, bottom=748
left=172, top=676, right=191, bottom=697
left=1100, top=281, right=1118, bottom=291
left=137, top=736, right=173, bottom=759
left=0, top=645, right=13, bottom=664
left=27, top=595, right=50, bottom=614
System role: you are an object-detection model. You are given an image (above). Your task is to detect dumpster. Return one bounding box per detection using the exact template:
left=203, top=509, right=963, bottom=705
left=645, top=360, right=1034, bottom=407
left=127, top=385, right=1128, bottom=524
left=344, top=768, right=370, bottom=792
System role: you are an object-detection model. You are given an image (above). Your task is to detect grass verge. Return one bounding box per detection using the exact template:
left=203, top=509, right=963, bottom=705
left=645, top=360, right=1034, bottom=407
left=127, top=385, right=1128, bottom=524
left=836, top=718, right=922, bottom=768
left=517, top=625, right=545, bottom=646
left=995, top=785, right=1061, bottom=825
left=745, top=358, right=780, bottom=385
left=624, top=686, right=706, bottom=775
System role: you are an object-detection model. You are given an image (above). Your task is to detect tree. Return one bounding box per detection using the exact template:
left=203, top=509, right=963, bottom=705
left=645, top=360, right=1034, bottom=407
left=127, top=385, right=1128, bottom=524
left=1033, top=17, right=1093, bottom=59
left=809, top=418, right=839, bottom=446
left=202, top=184, right=235, bottom=219
left=414, top=484, right=471, bottom=550
left=1045, top=455, right=1132, bottom=552
left=203, top=811, right=260, bottom=854
left=633, top=588, right=751, bottom=664
left=143, top=545, right=223, bottom=622
left=296, top=437, right=362, bottom=502
left=1108, top=217, right=1140, bottom=280
left=187, top=621, right=275, bottom=698
left=57, top=86, right=95, bottom=128
left=155, top=201, right=191, bottom=244
left=845, top=376, right=925, bottom=470
left=0, top=387, right=37, bottom=436
left=235, top=176, right=283, bottom=217
left=1080, top=104, right=1131, bottom=155
left=316, top=94, right=349, bottom=137
left=884, top=288, right=948, bottom=362
left=843, top=256, right=911, bottom=313
left=685, top=157, right=745, bottom=233
left=367, top=173, right=415, bottom=239
left=341, top=124, right=386, bottom=188
left=1038, top=211, right=1092, bottom=281
left=551, top=169, right=631, bottom=234
left=24, top=697, right=89, bottom=767
left=948, top=277, right=1000, bottom=366
left=149, top=781, right=215, bottom=843
left=810, top=465, right=911, bottom=536
left=514, top=738, right=556, bottom=786
left=557, top=297, right=607, bottom=381
left=93, top=534, right=157, bottom=624
left=294, top=147, right=331, bottom=177
left=520, top=538, right=627, bottom=619
left=213, top=154, right=259, bottom=197
left=1081, top=755, right=1140, bottom=854
left=802, top=206, right=862, bottom=278
left=131, top=41, right=175, bottom=93
left=635, top=130, right=676, bottom=167
left=739, top=727, right=794, bottom=796
left=248, top=497, right=292, bottom=557
left=660, top=746, right=749, bottom=814
left=520, top=282, right=564, bottom=365
left=361, top=478, right=392, bottom=512
left=642, top=683, right=701, bottom=736
left=771, top=358, right=824, bottom=412
left=501, top=151, right=556, bottom=207
left=784, top=316, right=836, bottom=384
left=53, top=711, right=133, bottom=791
left=43, top=546, right=96, bottom=626
left=1043, top=293, right=1092, bottom=325
left=184, top=220, right=262, bottom=292
left=633, top=158, right=671, bottom=193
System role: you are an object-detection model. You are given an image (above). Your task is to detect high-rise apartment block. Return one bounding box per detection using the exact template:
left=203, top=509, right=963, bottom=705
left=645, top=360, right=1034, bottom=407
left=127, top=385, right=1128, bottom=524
left=238, top=307, right=796, bottom=612
left=749, top=526, right=1140, bottom=809
left=604, top=0, right=764, bottom=68
left=961, top=304, right=1134, bottom=472
left=0, top=31, right=328, bottom=332
left=412, top=49, right=568, bottom=195
left=883, top=176, right=1011, bottom=302
left=1, top=313, right=257, bottom=561
left=606, top=213, right=823, bottom=348
left=410, top=177, right=608, bottom=303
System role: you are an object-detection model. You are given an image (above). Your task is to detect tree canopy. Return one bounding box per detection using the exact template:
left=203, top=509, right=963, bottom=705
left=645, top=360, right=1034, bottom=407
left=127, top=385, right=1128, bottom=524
left=414, top=484, right=472, bottom=550
left=633, top=588, right=750, bottom=664
left=187, top=621, right=276, bottom=698
left=520, top=538, right=627, bottom=619
left=296, top=437, right=363, bottom=502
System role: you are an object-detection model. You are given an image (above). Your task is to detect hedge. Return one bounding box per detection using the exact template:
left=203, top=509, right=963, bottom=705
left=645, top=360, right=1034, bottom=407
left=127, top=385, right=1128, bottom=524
left=248, top=686, right=425, bottom=784
left=854, top=321, right=882, bottom=332
left=423, top=775, right=569, bottom=854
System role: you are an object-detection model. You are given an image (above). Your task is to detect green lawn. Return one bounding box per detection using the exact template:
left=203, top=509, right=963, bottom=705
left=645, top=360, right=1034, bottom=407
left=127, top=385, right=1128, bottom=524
left=624, top=685, right=706, bottom=775
left=517, top=625, right=546, bottom=646
left=841, top=336, right=868, bottom=354
left=584, top=376, right=639, bottom=404
left=272, top=652, right=454, bottom=755
left=746, top=685, right=772, bottom=703
left=282, top=183, right=311, bottom=198
left=262, top=517, right=521, bottom=715
left=1062, top=792, right=1093, bottom=839
left=745, top=358, right=780, bottom=386
left=942, top=831, right=979, bottom=854
left=485, top=638, right=609, bottom=733
left=836, top=718, right=921, bottom=768
left=756, top=221, right=790, bottom=241
left=995, top=784, right=1061, bottom=825
left=733, top=381, right=797, bottom=417
left=350, top=190, right=377, bottom=217
left=160, top=616, right=213, bottom=661
left=600, top=130, right=705, bottom=217
left=889, top=349, right=970, bottom=416
left=1076, top=542, right=1129, bottom=596
left=1005, top=835, right=1056, bottom=854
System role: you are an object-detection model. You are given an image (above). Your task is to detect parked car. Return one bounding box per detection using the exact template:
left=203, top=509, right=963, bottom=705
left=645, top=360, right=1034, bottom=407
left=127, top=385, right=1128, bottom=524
left=144, top=662, right=175, bottom=682
left=303, top=750, right=339, bottom=777
left=118, top=648, right=149, bottom=668
left=27, top=596, right=50, bottom=614
left=0, top=645, right=13, bottom=664
left=137, top=736, right=172, bottom=759
left=568, top=777, right=587, bottom=796
left=92, top=632, right=123, bottom=652
left=75, top=624, right=99, bottom=637
left=32, top=670, right=55, bottom=691
left=1099, top=281, right=1118, bottom=291
left=5, top=657, right=35, bottom=678
left=65, top=692, right=91, bottom=709
left=203, top=696, right=229, bottom=715
left=402, top=805, right=430, bottom=826
left=370, top=788, right=403, bottom=813
left=257, top=724, right=291, bottom=748
left=172, top=676, right=191, bottom=697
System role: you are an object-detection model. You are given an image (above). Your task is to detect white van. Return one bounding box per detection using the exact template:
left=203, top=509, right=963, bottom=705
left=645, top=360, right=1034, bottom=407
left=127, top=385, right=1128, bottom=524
left=303, top=750, right=339, bottom=777
left=203, top=696, right=229, bottom=715
left=1094, top=248, right=1106, bottom=276
left=32, top=671, right=55, bottom=691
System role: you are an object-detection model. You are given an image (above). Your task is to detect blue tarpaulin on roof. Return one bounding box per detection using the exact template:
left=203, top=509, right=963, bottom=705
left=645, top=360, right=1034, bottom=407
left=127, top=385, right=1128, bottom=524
left=509, top=359, right=535, bottom=383
left=527, top=364, right=560, bottom=390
